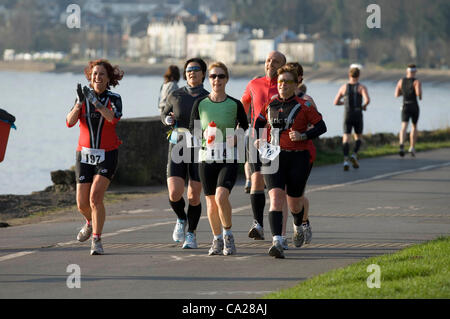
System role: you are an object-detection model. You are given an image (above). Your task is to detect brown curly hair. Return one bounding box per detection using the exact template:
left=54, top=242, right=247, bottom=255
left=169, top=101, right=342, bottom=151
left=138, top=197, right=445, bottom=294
left=84, top=59, right=124, bottom=89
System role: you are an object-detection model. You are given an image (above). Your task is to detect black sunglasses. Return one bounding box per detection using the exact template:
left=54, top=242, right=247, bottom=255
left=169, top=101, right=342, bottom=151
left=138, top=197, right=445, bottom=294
left=209, top=74, right=227, bottom=79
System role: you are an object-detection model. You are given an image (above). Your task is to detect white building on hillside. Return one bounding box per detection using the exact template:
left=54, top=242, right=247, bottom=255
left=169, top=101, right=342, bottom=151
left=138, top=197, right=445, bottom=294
left=147, top=19, right=187, bottom=59
left=186, top=23, right=237, bottom=59
left=214, top=33, right=251, bottom=65
left=277, top=39, right=342, bottom=64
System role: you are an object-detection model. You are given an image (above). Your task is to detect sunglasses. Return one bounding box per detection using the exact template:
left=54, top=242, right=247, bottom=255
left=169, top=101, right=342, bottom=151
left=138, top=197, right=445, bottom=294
left=277, top=79, right=296, bottom=84
left=186, top=66, right=202, bottom=73
left=209, top=73, right=227, bottom=79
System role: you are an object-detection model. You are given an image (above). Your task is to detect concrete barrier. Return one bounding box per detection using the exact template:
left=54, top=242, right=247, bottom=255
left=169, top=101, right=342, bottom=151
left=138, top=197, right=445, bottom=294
left=114, top=116, right=168, bottom=186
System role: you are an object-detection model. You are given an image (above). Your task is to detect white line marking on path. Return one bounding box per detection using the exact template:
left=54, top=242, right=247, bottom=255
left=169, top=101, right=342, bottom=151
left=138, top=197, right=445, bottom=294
left=2, top=161, right=449, bottom=263
left=305, top=162, right=450, bottom=194
left=0, top=251, right=35, bottom=262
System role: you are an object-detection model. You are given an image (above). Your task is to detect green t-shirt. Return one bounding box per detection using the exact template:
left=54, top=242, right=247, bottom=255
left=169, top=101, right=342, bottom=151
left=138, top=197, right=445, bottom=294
left=190, top=95, right=249, bottom=147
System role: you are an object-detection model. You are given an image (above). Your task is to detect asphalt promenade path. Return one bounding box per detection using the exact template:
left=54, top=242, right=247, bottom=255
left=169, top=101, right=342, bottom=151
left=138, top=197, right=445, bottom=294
left=0, top=148, right=449, bottom=299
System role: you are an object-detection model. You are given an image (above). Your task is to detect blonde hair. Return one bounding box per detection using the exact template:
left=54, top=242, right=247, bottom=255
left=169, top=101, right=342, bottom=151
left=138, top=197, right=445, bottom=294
left=208, top=61, right=229, bottom=78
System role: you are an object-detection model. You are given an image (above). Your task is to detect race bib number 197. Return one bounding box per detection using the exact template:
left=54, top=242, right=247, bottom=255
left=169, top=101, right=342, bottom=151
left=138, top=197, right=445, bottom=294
left=80, top=147, right=105, bottom=165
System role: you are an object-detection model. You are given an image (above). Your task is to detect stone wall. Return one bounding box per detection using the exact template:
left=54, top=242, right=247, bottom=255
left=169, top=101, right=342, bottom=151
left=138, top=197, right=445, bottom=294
left=114, top=116, right=168, bottom=186
left=112, top=116, right=450, bottom=187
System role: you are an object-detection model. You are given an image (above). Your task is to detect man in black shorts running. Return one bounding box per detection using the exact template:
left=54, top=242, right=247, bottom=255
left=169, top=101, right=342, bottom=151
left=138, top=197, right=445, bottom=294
left=333, top=66, right=370, bottom=171
left=395, top=64, right=422, bottom=157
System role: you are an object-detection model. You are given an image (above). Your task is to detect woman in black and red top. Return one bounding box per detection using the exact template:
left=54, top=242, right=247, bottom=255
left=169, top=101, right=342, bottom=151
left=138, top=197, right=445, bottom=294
left=66, top=59, right=124, bottom=255
left=256, top=65, right=326, bottom=258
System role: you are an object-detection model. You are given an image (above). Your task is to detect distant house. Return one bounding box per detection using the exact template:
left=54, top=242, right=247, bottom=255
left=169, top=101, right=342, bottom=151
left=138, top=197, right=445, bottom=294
left=147, top=19, right=187, bottom=59
left=249, top=29, right=297, bottom=64
left=277, top=39, right=342, bottom=64
left=186, top=33, right=225, bottom=59
left=214, top=33, right=251, bottom=65
left=186, top=23, right=236, bottom=59
left=126, top=30, right=149, bottom=60
left=123, top=16, right=151, bottom=60
left=250, top=39, right=277, bottom=63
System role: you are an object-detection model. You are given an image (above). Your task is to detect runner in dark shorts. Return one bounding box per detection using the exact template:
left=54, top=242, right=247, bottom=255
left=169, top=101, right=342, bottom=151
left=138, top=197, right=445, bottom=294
left=333, top=66, right=370, bottom=171
left=161, top=58, right=209, bottom=249
left=395, top=64, right=422, bottom=157
left=190, top=62, right=248, bottom=256
left=257, top=66, right=326, bottom=258
left=66, top=59, right=124, bottom=255
left=241, top=51, right=286, bottom=241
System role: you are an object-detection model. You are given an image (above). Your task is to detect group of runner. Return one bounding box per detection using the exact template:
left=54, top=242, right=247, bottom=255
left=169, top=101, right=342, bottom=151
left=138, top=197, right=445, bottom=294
left=66, top=55, right=422, bottom=258
left=333, top=63, right=422, bottom=170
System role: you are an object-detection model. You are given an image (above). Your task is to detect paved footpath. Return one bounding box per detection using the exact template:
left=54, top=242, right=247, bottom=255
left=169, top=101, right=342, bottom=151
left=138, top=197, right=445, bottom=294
left=0, top=148, right=449, bottom=299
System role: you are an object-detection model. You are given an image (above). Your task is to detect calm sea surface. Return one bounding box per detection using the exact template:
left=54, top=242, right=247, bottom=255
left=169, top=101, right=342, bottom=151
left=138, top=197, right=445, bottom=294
left=1, top=71, right=449, bottom=195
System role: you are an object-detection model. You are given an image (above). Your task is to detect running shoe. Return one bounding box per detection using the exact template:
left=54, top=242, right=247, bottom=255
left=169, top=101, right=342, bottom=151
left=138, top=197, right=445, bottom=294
left=248, top=221, right=264, bottom=240
left=399, top=145, right=405, bottom=157
left=343, top=161, right=350, bottom=171
left=350, top=154, right=359, bottom=169
left=223, top=233, right=236, bottom=255
left=182, top=231, right=198, bottom=249
left=268, top=239, right=285, bottom=259
left=90, top=237, right=104, bottom=255
left=302, top=221, right=312, bottom=244
left=408, top=147, right=416, bottom=157
left=292, top=223, right=305, bottom=247
left=172, top=219, right=187, bottom=243
left=281, top=236, right=289, bottom=250
left=208, top=238, right=224, bottom=256
left=77, top=222, right=92, bottom=242
left=244, top=179, right=251, bottom=194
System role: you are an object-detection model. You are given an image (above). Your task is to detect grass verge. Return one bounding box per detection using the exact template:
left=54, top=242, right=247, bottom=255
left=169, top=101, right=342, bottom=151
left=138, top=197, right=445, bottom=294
left=264, top=236, right=450, bottom=299
left=314, top=140, right=450, bottom=167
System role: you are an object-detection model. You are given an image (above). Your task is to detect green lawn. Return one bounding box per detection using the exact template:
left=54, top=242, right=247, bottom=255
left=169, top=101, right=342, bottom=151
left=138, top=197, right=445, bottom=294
left=264, top=236, right=450, bottom=299
left=314, top=140, right=450, bottom=167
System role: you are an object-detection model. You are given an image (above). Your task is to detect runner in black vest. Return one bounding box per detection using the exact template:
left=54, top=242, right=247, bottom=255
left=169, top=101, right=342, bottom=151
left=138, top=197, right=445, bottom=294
left=333, top=66, right=370, bottom=171
left=395, top=64, right=422, bottom=157
left=160, top=58, right=209, bottom=249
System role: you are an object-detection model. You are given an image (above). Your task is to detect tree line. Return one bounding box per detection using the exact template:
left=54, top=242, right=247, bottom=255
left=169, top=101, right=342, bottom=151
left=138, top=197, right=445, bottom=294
left=0, top=0, right=448, bottom=68
left=229, top=0, right=450, bottom=68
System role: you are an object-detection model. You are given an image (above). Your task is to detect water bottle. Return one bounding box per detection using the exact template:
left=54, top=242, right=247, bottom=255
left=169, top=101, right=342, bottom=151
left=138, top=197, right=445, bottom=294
left=206, top=121, right=216, bottom=147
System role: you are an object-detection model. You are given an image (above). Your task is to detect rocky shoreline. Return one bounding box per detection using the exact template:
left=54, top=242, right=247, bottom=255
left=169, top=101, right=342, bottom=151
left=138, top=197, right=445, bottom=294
left=0, top=169, right=76, bottom=227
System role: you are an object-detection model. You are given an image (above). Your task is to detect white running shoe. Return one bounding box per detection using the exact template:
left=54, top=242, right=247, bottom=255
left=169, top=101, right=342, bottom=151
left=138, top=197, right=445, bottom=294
left=172, top=219, right=187, bottom=243
left=248, top=221, right=264, bottom=240
left=77, top=222, right=92, bottom=242
left=293, top=223, right=305, bottom=247
left=182, top=232, right=198, bottom=249
left=350, top=154, right=359, bottom=168
left=408, top=147, right=416, bottom=157
left=208, top=238, right=224, bottom=256
left=343, top=161, right=350, bottom=171
left=268, top=238, right=285, bottom=258
left=90, top=237, right=104, bottom=255
left=302, top=221, right=312, bottom=244
left=223, top=233, right=236, bottom=255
